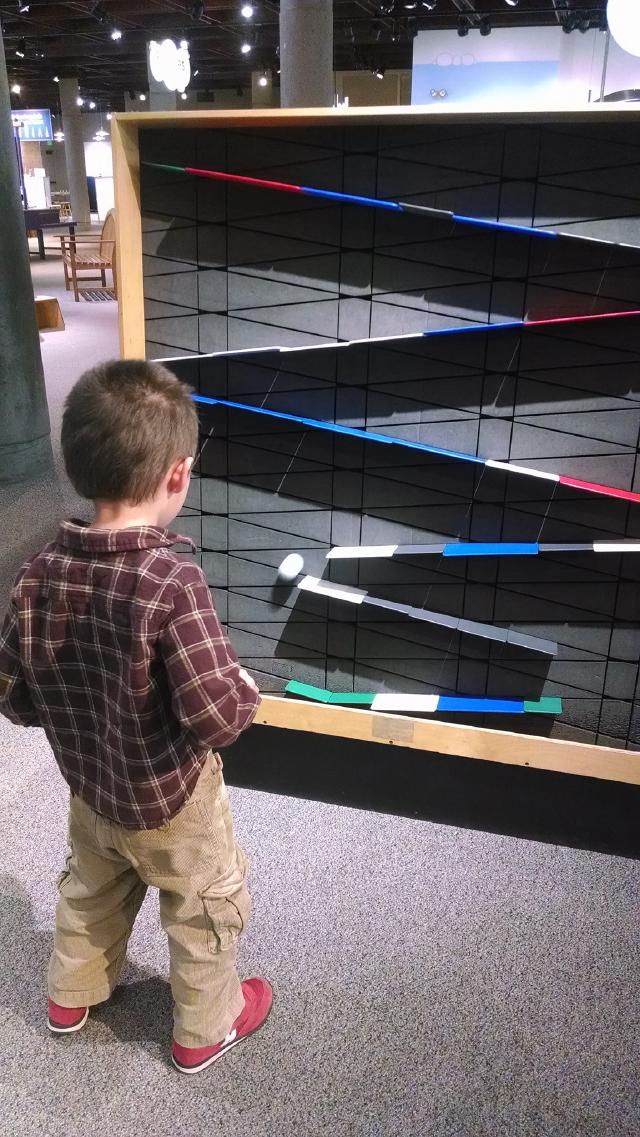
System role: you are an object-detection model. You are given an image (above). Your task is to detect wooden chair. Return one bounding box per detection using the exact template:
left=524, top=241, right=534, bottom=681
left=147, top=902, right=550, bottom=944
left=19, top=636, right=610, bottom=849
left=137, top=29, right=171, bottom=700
left=60, top=209, right=117, bottom=302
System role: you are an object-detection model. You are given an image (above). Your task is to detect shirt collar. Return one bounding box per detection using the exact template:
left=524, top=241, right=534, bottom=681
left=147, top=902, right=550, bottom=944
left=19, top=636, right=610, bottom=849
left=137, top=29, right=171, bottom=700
left=56, top=519, right=196, bottom=554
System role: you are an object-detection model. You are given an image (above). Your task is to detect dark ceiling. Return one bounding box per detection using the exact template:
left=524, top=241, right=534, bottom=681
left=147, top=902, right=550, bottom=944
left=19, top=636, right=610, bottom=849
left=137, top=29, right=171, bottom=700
left=2, top=0, right=608, bottom=112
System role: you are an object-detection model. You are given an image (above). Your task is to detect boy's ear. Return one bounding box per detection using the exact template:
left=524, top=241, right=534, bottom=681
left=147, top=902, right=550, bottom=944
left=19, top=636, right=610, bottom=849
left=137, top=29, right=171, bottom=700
left=167, top=456, right=193, bottom=494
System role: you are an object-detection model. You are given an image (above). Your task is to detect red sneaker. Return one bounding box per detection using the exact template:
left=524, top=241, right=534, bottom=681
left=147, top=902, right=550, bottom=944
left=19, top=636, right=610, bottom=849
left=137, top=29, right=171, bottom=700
left=171, top=977, right=273, bottom=1074
left=47, top=999, right=89, bottom=1034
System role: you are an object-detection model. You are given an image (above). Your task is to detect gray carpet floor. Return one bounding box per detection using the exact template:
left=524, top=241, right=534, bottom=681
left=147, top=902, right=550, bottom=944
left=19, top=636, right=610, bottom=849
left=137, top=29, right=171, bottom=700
left=0, top=248, right=639, bottom=1137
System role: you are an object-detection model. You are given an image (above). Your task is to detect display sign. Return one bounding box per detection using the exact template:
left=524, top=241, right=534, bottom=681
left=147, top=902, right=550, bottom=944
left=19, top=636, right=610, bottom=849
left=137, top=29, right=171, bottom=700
left=11, top=108, right=54, bottom=142
left=148, top=39, right=191, bottom=93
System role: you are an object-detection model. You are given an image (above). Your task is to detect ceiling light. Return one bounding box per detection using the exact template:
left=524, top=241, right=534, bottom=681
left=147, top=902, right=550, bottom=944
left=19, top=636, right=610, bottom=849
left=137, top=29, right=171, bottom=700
left=11, top=82, right=21, bottom=94
left=106, top=112, right=112, bottom=119
left=53, top=75, right=59, bottom=82
left=241, top=4, right=254, bottom=16
left=479, top=16, right=491, bottom=35
left=55, top=130, right=64, bottom=141
left=457, top=16, right=469, bottom=36
left=374, top=66, right=385, bottom=79
left=139, top=93, right=146, bottom=101
left=110, top=27, right=122, bottom=40
left=18, top=1, right=29, bottom=11
left=504, top=0, right=518, bottom=6
left=421, top=1, right=437, bottom=8
left=180, top=91, right=188, bottom=99
left=180, top=38, right=189, bottom=48
left=16, top=39, right=26, bottom=57
left=89, top=100, right=96, bottom=108
left=403, top=2, right=417, bottom=7
left=76, top=96, right=84, bottom=106
left=240, top=41, right=252, bottom=53
left=606, top=0, right=640, bottom=54
left=258, top=73, right=268, bottom=86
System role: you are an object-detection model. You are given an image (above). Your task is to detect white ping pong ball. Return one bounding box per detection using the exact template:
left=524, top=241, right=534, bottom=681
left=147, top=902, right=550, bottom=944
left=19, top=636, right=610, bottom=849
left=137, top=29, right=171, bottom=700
left=277, top=554, right=304, bottom=581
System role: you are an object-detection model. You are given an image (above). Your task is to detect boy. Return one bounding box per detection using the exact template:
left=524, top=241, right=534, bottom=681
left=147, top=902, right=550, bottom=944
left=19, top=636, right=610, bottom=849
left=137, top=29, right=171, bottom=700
left=0, top=360, right=271, bottom=1075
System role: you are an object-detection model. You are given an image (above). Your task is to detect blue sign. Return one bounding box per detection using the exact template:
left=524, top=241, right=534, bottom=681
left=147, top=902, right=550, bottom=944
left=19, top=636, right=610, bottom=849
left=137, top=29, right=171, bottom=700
left=12, top=108, right=53, bottom=142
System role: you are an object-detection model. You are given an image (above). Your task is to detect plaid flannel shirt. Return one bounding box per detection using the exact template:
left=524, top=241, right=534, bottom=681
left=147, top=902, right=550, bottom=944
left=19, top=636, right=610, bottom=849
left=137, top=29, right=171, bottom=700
left=0, top=521, right=259, bottom=829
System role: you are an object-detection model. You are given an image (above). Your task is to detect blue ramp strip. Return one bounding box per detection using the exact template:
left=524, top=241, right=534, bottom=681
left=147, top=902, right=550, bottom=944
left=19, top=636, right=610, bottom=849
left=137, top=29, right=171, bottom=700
left=443, top=543, right=540, bottom=557
left=423, top=320, right=524, bottom=338
left=192, top=395, right=486, bottom=465
left=302, top=185, right=402, bottom=211
left=451, top=212, right=559, bottom=238
left=437, top=697, right=525, bottom=714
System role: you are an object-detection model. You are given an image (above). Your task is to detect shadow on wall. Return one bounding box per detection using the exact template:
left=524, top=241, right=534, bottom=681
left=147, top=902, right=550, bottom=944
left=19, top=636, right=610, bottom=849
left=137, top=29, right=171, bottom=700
left=141, top=128, right=640, bottom=356
left=223, top=725, right=640, bottom=861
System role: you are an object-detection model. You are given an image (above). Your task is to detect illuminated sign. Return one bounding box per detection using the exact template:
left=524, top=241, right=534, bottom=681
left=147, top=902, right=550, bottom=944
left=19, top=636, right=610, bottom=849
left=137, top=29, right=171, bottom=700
left=148, top=39, right=191, bottom=93
left=12, top=108, right=53, bottom=141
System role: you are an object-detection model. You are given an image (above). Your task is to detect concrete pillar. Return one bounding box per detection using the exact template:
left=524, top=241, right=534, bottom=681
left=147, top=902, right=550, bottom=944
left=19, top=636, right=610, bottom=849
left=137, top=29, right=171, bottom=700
left=147, top=43, right=177, bottom=112
left=59, top=77, right=91, bottom=226
left=251, top=68, right=274, bottom=108
left=279, top=0, right=334, bottom=107
left=0, top=26, right=52, bottom=481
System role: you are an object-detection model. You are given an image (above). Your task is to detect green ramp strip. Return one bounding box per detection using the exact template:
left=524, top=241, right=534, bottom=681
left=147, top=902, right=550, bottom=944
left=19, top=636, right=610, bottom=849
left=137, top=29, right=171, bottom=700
left=285, top=681, right=334, bottom=703
left=328, top=692, right=375, bottom=705
left=523, top=698, right=564, bottom=715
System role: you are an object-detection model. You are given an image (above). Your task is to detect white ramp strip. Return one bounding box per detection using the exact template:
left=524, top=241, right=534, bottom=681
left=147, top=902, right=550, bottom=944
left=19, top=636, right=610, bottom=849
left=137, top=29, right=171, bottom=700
left=326, top=545, right=399, bottom=560
left=592, top=542, right=640, bottom=553
left=371, top=694, right=440, bottom=713
left=485, top=460, right=560, bottom=482
left=297, top=576, right=367, bottom=604
left=326, top=543, right=446, bottom=560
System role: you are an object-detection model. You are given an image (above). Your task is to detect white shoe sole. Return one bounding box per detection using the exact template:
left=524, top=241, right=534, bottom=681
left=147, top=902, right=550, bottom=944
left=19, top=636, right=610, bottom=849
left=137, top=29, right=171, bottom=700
left=172, top=1034, right=244, bottom=1074
left=172, top=1002, right=273, bottom=1075
left=47, top=1007, right=90, bottom=1034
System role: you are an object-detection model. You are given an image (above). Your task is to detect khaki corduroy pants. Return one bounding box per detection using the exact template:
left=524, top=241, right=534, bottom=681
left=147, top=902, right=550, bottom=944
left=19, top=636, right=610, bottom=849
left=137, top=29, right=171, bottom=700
left=48, top=753, right=249, bottom=1048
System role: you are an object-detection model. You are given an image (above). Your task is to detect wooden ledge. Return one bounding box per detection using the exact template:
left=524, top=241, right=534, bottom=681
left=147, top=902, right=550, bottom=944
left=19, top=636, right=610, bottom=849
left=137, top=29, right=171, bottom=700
left=255, top=695, right=640, bottom=786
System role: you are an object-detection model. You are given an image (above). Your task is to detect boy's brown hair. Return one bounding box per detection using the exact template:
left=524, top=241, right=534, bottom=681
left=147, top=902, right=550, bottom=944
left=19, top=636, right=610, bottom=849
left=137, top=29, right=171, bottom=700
left=61, top=359, right=199, bottom=503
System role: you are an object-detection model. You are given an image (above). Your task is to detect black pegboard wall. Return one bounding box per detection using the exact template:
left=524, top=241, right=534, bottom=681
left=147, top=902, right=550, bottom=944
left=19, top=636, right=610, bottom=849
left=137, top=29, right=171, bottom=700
left=140, top=118, right=640, bottom=749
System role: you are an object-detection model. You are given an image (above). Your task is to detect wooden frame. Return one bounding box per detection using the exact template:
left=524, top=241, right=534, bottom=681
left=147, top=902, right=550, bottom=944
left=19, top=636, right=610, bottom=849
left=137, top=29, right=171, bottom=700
left=258, top=696, right=640, bottom=786
left=111, top=106, right=640, bottom=785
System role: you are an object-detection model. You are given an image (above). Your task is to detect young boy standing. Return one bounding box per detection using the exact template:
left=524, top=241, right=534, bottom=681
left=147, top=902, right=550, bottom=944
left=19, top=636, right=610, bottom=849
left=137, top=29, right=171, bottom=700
left=0, top=360, right=271, bottom=1074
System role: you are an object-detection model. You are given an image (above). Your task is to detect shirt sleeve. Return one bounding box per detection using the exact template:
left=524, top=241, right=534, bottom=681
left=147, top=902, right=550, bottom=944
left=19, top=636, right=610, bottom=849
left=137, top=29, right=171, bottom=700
left=158, top=573, right=260, bottom=750
left=0, top=602, right=40, bottom=728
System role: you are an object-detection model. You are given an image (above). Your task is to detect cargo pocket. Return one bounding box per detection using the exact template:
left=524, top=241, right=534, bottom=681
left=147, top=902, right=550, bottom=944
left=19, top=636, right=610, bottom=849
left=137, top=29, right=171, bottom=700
left=56, top=869, right=71, bottom=894
left=201, top=884, right=251, bottom=954
left=56, top=853, right=73, bottom=894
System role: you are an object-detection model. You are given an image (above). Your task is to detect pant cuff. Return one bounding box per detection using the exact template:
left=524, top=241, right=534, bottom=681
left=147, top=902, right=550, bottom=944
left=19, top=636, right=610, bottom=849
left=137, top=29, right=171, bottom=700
left=48, top=983, right=113, bottom=1008
left=173, top=988, right=246, bottom=1049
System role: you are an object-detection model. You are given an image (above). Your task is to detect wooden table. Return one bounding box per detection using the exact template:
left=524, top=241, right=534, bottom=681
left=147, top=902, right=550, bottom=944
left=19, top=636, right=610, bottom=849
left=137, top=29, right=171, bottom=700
left=24, top=208, right=76, bottom=259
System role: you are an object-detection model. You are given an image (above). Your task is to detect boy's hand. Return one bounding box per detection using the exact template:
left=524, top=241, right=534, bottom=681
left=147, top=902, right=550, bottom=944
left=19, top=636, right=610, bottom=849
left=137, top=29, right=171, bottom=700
left=238, top=666, right=259, bottom=693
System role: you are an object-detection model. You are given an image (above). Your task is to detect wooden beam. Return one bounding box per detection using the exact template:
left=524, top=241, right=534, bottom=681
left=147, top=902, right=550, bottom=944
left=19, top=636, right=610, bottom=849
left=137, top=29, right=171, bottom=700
left=112, top=117, right=145, bottom=359
left=112, top=105, right=640, bottom=129
left=255, top=695, right=640, bottom=787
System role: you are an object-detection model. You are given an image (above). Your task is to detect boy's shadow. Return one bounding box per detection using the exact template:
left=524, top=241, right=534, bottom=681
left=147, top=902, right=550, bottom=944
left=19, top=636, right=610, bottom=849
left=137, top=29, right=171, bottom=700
left=0, top=876, right=173, bottom=1062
